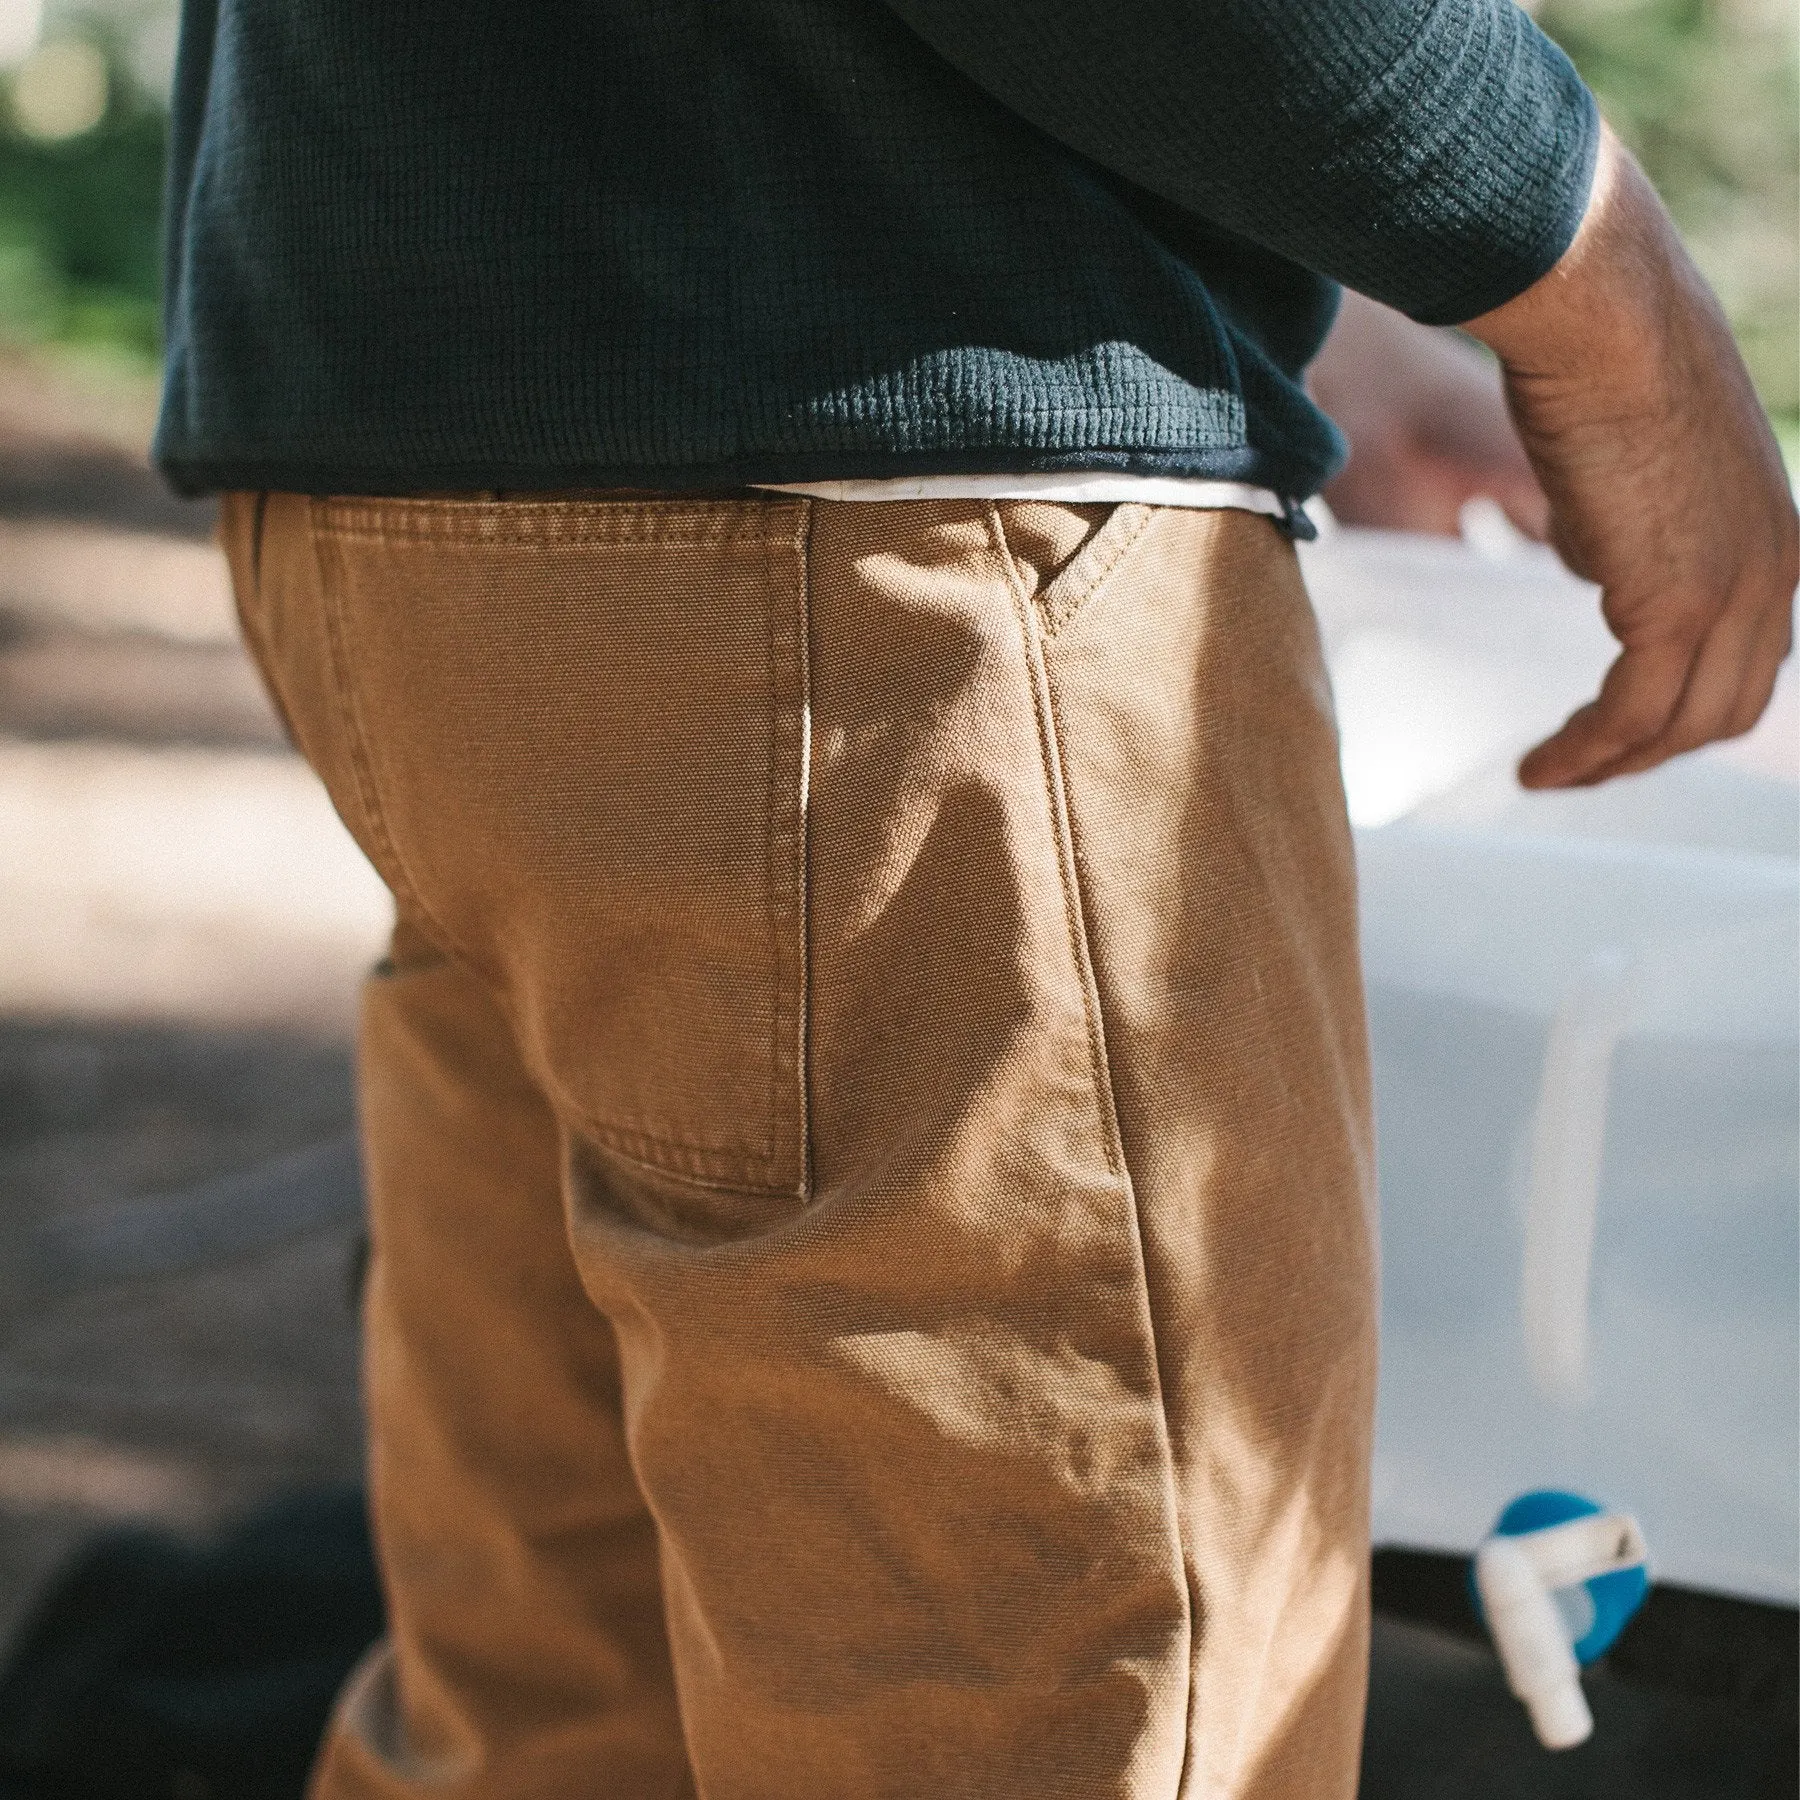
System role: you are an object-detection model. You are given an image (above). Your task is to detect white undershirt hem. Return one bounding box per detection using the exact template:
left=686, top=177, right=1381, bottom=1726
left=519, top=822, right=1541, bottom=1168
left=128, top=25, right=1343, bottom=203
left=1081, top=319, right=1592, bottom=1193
left=754, top=472, right=1286, bottom=516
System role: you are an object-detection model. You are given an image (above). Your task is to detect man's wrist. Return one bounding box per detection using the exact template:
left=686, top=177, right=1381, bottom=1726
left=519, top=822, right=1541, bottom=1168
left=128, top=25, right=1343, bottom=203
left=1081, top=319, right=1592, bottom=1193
left=1460, top=127, right=1680, bottom=390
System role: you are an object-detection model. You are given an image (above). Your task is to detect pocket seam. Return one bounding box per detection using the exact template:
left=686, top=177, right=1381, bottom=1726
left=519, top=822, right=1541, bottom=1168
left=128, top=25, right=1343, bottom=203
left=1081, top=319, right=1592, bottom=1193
left=313, top=496, right=813, bottom=1200
left=313, top=496, right=807, bottom=550
left=992, top=501, right=1158, bottom=641
left=989, top=517, right=1123, bottom=1186
left=576, top=1119, right=810, bottom=1201
left=751, top=511, right=811, bottom=1197
left=783, top=507, right=814, bottom=1198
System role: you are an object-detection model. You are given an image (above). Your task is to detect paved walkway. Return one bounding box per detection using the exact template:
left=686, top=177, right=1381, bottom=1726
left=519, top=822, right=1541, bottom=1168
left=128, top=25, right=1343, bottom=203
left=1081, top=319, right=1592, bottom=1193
left=0, top=356, right=378, bottom=1646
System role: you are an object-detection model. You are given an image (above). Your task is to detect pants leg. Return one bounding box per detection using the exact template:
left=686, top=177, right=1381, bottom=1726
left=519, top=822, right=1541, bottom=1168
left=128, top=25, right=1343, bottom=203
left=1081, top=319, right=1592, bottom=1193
left=1015, top=505, right=1377, bottom=1794
left=313, top=928, right=696, bottom=1798
left=224, top=490, right=1374, bottom=1800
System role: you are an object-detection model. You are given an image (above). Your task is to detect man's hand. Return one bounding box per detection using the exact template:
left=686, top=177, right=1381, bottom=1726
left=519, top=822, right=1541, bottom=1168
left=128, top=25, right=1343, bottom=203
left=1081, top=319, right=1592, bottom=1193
left=1310, top=291, right=1550, bottom=540
left=1462, top=125, right=1797, bottom=790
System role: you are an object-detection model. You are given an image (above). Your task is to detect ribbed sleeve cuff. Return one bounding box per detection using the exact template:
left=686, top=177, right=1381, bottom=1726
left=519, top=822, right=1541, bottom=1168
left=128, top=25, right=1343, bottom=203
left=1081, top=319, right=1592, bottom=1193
left=1383, top=28, right=1603, bottom=325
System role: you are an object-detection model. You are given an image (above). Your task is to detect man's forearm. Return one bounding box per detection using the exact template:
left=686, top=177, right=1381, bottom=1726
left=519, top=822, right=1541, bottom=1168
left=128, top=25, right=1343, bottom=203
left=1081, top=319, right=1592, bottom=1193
left=1461, top=126, right=1796, bottom=787
left=1464, top=129, right=1694, bottom=402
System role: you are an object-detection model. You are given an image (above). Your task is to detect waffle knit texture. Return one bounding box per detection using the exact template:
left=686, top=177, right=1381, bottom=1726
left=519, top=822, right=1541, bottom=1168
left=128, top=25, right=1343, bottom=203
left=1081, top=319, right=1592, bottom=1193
left=155, top=0, right=1598, bottom=500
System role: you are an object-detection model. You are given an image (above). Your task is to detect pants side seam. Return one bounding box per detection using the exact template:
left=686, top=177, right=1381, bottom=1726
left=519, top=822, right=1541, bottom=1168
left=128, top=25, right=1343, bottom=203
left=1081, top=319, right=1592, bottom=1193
left=795, top=498, right=816, bottom=1200
left=990, top=504, right=1195, bottom=1797
left=1037, top=640, right=1208, bottom=1799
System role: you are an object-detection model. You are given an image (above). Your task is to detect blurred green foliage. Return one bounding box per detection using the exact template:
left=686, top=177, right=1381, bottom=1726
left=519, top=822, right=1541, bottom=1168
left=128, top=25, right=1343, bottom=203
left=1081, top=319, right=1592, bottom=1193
left=0, top=41, right=164, bottom=372
left=1539, top=0, right=1799, bottom=425
left=0, top=4, right=1794, bottom=427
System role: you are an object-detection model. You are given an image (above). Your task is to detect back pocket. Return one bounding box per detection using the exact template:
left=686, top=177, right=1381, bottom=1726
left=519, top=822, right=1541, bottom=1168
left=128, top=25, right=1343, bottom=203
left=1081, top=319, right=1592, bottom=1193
left=306, top=496, right=810, bottom=1199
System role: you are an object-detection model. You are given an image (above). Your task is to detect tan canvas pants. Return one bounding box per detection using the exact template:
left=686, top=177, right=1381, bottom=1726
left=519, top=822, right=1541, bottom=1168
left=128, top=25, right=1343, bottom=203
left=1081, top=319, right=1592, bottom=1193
left=221, top=491, right=1377, bottom=1800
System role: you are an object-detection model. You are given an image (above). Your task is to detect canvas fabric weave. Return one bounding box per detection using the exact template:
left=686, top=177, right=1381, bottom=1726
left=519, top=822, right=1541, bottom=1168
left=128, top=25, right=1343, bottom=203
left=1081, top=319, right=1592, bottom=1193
left=220, top=490, right=1378, bottom=1800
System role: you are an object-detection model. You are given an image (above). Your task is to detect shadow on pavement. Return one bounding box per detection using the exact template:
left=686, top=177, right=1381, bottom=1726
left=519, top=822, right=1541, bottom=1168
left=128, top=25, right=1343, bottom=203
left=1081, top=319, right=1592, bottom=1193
left=0, top=1487, right=378, bottom=1800
left=0, top=1492, right=1791, bottom=1800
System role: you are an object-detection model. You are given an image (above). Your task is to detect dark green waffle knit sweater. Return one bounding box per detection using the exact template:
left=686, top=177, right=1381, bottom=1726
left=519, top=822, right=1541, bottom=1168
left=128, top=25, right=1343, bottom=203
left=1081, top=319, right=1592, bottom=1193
left=153, top=0, right=1598, bottom=501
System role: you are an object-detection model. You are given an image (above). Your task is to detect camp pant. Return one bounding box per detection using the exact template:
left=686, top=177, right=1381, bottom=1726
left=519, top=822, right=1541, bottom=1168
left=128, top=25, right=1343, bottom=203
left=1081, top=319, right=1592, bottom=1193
left=221, top=491, right=1377, bottom=1800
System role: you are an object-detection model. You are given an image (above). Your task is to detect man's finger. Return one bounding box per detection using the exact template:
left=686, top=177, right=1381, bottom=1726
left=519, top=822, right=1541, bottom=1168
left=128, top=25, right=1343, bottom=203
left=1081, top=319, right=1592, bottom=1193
left=1721, top=603, right=1794, bottom=739
left=1517, top=635, right=1695, bottom=788
left=1587, top=596, right=1776, bottom=779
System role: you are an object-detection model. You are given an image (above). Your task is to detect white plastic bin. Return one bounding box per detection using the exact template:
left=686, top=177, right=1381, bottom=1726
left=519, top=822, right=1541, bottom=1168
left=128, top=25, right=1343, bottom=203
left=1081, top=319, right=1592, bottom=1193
left=1302, top=526, right=1799, bottom=1604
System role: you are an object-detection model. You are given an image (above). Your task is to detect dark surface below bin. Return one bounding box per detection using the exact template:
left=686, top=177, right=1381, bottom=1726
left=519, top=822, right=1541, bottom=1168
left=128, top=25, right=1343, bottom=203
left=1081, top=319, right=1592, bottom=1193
left=0, top=1510, right=1793, bottom=1800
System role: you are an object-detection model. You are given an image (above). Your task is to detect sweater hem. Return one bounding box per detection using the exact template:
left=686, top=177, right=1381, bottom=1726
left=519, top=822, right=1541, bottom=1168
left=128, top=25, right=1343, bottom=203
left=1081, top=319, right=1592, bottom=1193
left=155, top=441, right=1339, bottom=503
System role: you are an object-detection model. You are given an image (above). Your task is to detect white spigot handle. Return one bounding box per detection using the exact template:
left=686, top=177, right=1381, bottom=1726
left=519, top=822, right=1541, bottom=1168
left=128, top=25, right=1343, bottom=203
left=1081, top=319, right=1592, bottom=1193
left=1474, top=1510, right=1649, bottom=1751
left=1475, top=1535, right=1593, bottom=1748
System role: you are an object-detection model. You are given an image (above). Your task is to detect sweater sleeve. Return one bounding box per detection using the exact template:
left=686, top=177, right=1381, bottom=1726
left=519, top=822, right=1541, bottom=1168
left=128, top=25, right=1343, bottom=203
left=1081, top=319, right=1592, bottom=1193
left=878, top=0, right=1600, bottom=325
